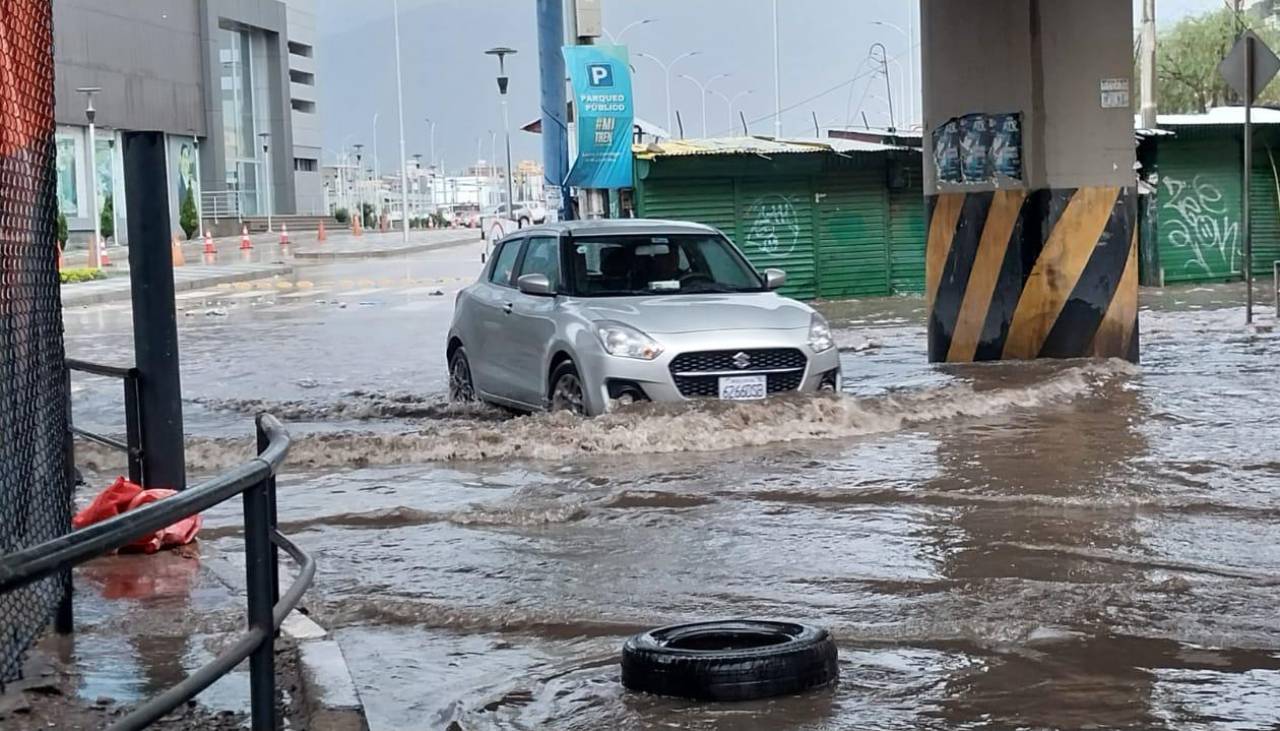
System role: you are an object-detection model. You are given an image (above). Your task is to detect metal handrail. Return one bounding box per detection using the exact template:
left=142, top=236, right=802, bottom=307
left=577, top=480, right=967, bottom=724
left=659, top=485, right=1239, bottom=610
left=0, top=414, right=308, bottom=731
left=66, top=359, right=144, bottom=482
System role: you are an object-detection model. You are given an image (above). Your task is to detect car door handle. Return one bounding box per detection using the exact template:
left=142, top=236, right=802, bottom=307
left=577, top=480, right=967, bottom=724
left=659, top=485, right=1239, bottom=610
left=502, top=302, right=514, bottom=314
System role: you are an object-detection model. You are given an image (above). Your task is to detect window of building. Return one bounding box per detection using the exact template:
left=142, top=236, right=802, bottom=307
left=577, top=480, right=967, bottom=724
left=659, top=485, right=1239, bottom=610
left=287, top=41, right=313, bottom=58
left=291, top=99, right=316, bottom=113
left=289, top=70, right=315, bottom=85
left=294, top=158, right=318, bottom=172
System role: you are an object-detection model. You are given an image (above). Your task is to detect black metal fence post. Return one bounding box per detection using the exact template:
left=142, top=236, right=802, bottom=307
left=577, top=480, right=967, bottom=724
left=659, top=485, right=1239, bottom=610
left=123, top=370, right=144, bottom=485
left=56, top=366, right=75, bottom=635
left=257, top=420, right=281, bottom=610
left=243, top=471, right=276, bottom=730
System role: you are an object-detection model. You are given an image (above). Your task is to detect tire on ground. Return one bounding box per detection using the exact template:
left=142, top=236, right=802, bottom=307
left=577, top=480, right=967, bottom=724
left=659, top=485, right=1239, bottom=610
left=621, top=620, right=838, bottom=702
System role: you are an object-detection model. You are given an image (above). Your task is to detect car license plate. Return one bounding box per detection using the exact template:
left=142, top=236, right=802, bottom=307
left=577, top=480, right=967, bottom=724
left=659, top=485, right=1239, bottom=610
left=718, top=375, right=767, bottom=401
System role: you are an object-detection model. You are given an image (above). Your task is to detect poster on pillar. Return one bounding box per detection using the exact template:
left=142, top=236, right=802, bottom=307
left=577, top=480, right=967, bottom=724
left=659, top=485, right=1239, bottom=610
left=934, top=112, right=1023, bottom=187
left=563, top=43, right=634, bottom=190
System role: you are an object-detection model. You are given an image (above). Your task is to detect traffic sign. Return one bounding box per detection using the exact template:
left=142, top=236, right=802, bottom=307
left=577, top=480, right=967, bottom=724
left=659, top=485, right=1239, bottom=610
left=1219, top=30, right=1280, bottom=104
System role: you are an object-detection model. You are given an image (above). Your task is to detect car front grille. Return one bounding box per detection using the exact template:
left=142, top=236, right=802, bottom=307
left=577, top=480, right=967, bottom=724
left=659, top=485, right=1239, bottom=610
left=668, top=348, right=808, bottom=399
left=669, top=348, right=807, bottom=374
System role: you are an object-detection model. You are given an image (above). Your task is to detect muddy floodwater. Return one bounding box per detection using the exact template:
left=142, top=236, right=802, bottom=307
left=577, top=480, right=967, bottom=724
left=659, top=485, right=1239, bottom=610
left=64, top=269, right=1280, bottom=730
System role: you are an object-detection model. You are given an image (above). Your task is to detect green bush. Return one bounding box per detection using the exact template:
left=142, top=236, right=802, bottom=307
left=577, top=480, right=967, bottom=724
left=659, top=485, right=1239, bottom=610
left=361, top=202, right=376, bottom=228
left=56, top=209, right=68, bottom=246
left=179, top=186, right=198, bottom=239
left=100, top=195, right=115, bottom=241
left=60, top=267, right=106, bottom=285
left=334, top=207, right=349, bottom=224
left=430, top=212, right=449, bottom=229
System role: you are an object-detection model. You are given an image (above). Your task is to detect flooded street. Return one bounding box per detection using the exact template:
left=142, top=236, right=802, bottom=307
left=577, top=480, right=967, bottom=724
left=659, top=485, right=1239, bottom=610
left=63, top=253, right=1280, bottom=730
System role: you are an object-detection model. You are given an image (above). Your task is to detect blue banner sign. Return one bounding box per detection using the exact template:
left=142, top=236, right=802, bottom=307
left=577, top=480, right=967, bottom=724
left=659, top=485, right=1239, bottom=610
left=563, top=44, right=634, bottom=189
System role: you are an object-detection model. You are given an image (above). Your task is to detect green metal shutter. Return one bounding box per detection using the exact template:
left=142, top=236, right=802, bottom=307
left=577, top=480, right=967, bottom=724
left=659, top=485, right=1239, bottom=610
left=1157, top=137, right=1244, bottom=284
left=888, top=185, right=926, bottom=294
left=736, top=178, right=816, bottom=299
left=816, top=169, right=890, bottom=298
left=1251, top=149, right=1280, bottom=277
left=637, top=178, right=737, bottom=234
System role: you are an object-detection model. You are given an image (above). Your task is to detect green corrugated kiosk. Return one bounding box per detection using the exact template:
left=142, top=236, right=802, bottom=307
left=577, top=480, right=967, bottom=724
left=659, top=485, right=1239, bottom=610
left=632, top=136, right=924, bottom=301
left=1142, top=107, right=1280, bottom=285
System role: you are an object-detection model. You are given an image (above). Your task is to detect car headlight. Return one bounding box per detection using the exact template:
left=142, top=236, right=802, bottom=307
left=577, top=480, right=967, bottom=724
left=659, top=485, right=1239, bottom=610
left=597, top=321, right=664, bottom=360
left=808, top=313, right=834, bottom=353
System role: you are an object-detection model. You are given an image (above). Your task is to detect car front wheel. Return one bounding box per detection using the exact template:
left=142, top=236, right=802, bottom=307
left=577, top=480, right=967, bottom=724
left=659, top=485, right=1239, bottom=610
left=549, top=361, right=586, bottom=416
left=449, top=347, right=476, bottom=403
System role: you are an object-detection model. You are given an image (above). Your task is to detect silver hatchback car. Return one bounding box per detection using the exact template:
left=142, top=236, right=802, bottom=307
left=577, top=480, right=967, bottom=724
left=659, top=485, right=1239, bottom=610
left=446, top=220, right=841, bottom=416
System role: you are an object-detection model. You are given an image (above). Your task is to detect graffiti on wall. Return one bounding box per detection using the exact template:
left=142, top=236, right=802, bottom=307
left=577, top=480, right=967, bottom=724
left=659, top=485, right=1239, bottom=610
left=745, top=194, right=800, bottom=256
left=1162, top=175, right=1241, bottom=276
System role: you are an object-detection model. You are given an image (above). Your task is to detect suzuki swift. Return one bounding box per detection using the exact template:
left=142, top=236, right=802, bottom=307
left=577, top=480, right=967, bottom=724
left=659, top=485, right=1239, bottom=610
left=446, top=220, right=841, bottom=416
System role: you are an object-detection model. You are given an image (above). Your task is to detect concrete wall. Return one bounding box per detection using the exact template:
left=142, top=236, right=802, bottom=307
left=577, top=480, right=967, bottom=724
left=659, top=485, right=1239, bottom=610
left=285, top=0, right=324, bottom=214
left=53, top=0, right=205, bottom=135
left=922, top=0, right=1134, bottom=191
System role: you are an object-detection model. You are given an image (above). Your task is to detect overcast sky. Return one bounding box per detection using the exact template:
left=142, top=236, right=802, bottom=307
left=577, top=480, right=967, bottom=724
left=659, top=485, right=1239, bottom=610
left=316, top=0, right=1232, bottom=174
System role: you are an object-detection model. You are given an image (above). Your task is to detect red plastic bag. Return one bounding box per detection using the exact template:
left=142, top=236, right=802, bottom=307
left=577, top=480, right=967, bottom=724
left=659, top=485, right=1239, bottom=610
left=73, top=477, right=202, bottom=554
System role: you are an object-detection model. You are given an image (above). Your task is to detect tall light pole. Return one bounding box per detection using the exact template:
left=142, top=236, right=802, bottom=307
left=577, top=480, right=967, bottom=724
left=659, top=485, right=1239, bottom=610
left=869, top=43, right=895, bottom=130
left=711, top=89, right=753, bottom=135
left=353, top=143, right=364, bottom=229
left=602, top=18, right=655, bottom=44
left=772, top=0, right=782, bottom=138
left=425, top=118, right=436, bottom=170
left=636, top=51, right=700, bottom=137
left=489, top=129, right=498, bottom=197
left=77, top=87, right=102, bottom=265
left=679, top=72, right=729, bottom=137
left=485, top=47, right=517, bottom=227
left=871, top=19, right=915, bottom=126
left=392, top=0, right=411, bottom=241
left=258, top=132, right=272, bottom=232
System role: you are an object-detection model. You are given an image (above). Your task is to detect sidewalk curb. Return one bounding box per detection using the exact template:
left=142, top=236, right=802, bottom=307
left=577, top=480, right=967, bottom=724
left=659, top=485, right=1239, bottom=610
left=61, top=264, right=294, bottom=307
left=205, top=547, right=369, bottom=731
left=292, top=234, right=478, bottom=260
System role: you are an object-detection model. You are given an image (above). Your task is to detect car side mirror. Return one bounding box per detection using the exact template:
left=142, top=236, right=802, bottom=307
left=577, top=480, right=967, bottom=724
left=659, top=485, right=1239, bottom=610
left=764, top=268, right=787, bottom=290
left=517, top=273, right=554, bottom=296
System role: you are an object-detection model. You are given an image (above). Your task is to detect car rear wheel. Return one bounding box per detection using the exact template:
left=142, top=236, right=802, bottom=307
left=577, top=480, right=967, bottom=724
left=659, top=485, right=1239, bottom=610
left=549, top=361, right=586, bottom=416
left=449, top=347, right=476, bottom=403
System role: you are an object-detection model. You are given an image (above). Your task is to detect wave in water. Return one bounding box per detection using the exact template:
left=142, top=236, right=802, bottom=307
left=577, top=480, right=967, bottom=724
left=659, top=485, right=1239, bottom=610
left=79, top=360, right=1133, bottom=472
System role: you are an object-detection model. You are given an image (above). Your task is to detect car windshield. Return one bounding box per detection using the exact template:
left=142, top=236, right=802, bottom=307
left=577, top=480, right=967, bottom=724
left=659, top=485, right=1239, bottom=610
left=565, top=234, right=764, bottom=297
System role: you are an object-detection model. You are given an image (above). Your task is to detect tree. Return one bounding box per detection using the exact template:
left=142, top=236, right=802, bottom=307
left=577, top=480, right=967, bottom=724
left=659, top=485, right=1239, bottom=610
left=56, top=208, right=68, bottom=247
left=100, top=195, right=114, bottom=241
left=1157, top=9, right=1280, bottom=114
left=179, top=185, right=198, bottom=239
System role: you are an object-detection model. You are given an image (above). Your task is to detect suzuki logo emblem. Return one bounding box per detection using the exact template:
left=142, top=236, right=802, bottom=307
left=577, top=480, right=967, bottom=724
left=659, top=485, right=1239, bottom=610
left=732, top=352, right=752, bottom=369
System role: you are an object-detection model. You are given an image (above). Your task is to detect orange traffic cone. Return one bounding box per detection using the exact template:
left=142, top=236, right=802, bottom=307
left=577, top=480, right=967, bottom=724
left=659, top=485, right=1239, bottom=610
left=279, top=223, right=290, bottom=246
left=171, top=235, right=186, bottom=267
left=97, top=237, right=111, bottom=267
left=240, top=224, right=253, bottom=250
left=317, top=219, right=327, bottom=242
left=353, top=216, right=363, bottom=237
left=203, top=230, right=216, bottom=255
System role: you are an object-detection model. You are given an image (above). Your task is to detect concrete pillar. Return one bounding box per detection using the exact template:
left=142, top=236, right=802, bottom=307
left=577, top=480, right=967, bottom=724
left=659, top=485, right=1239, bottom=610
left=922, top=0, right=1139, bottom=363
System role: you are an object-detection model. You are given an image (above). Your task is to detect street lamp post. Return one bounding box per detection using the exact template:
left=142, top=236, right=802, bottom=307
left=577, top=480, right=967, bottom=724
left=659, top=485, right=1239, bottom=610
left=392, top=0, right=410, bottom=241
left=773, top=0, right=782, bottom=138
left=679, top=72, right=729, bottom=138
left=636, top=51, right=700, bottom=137
left=425, top=118, right=436, bottom=170
left=485, top=47, right=517, bottom=235
left=602, top=18, right=655, bottom=45
left=258, top=132, right=272, bottom=232
left=871, top=19, right=915, bottom=126
left=77, top=87, right=102, bottom=265
left=711, top=89, right=753, bottom=135
left=869, top=43, right=896, bottom=130
left=353, top=143, right=364, bottom=231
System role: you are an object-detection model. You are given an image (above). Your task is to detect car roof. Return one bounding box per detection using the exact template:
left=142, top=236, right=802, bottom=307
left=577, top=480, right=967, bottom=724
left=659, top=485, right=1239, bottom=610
left=502, top=219, right=718, bottom=242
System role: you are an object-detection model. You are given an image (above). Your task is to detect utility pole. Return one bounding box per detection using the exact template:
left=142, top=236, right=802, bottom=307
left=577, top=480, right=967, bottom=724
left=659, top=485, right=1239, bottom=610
left=537, top=0, right=571, bottom=221
left=77, top=87, right=102, bottom=265
left=392, top=0, right=410, bottom=241
left=773, top=0, right=782, bottom=138
left=1140, top=0, right=1158, bottom=130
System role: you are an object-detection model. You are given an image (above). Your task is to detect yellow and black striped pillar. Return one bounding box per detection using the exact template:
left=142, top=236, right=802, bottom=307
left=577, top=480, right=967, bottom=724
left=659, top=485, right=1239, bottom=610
left=926, top=186, right=1138, bottom=363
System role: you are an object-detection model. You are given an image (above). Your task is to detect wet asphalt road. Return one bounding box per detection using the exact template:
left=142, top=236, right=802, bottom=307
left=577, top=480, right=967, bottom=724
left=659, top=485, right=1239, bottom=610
left=64, top=253, right=1280, bottom=730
